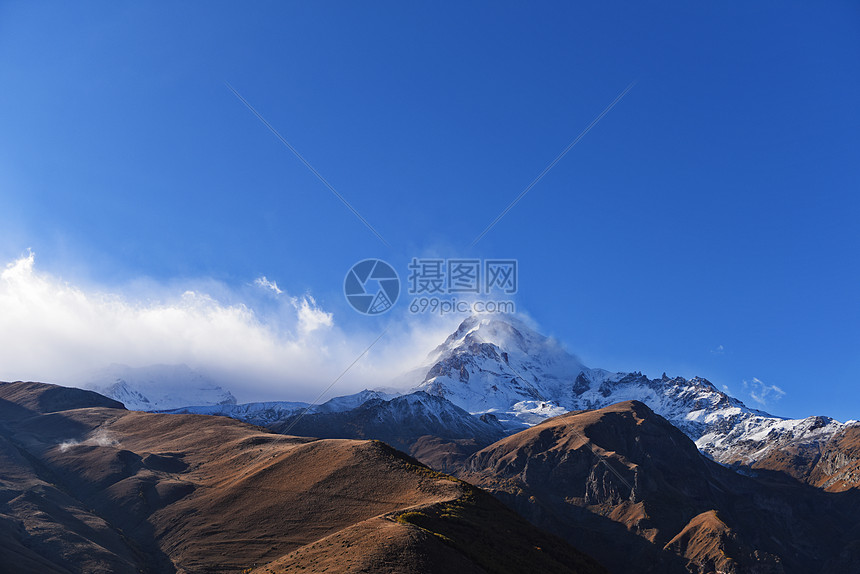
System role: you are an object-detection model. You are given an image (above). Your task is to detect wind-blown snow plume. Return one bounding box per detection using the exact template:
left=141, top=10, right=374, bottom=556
left=58, top=429, right=120, bottom=452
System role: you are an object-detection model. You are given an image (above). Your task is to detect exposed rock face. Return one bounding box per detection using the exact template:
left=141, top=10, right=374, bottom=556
left=751, top=424, right=860, bottom=491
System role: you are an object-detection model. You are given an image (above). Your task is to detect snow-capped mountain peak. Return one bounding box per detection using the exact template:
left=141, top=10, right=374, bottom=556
left=414, top=315, right=589, bottom=423
left=412, top=315, right=849, bottom=465
left=86, top=363, right=236, bottom=411
left=428, top=314, right=583, bottom=367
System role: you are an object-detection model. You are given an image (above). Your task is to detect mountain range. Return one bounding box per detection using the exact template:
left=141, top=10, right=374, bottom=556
left=3, top=380, right=860, bottom=572
left=133, top=315, right=855, bottom=473
left=30, top=313, right=856, bottom=572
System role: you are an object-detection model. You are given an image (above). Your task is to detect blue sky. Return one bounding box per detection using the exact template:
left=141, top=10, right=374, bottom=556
left=1, top=2, right=858, bottom=420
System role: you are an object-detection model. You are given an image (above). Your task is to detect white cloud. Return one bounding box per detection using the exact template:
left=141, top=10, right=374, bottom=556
left=711, top=344, right=725, bottom=355
left=743, top=377, right=786, bottom=406
left=0, top=253, right=457, bottom=403
left=291, top=295, right=333, bottom=334
left=254, top=276, right=283, bottom=294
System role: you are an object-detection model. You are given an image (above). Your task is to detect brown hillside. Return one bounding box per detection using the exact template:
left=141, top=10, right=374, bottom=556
left=0, top=381, right=604, bottom=574
left=456, top=400, right=860, bottom=574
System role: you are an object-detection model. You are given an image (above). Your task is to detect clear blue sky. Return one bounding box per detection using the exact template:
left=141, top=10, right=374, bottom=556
left=1, top=2, right=858, bottom=420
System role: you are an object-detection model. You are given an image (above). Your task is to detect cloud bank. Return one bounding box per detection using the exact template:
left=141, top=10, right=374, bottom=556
left=0, top=253, right=456, bottom=403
